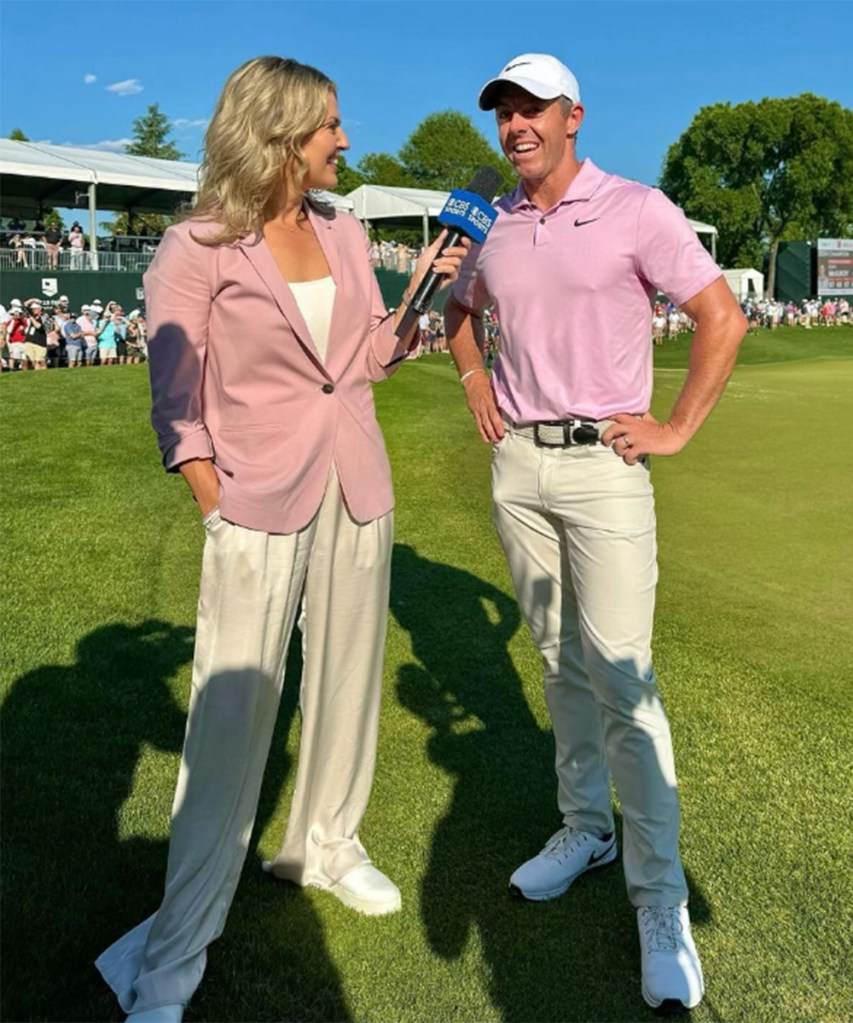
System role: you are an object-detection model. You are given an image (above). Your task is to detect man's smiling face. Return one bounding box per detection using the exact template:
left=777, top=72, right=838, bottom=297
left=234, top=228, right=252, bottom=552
left=495, top=84, right=582, bottom=188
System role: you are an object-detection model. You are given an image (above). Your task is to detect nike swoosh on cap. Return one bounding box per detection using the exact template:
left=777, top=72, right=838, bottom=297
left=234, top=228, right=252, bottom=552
left=504, top=61, right=532, bottom=72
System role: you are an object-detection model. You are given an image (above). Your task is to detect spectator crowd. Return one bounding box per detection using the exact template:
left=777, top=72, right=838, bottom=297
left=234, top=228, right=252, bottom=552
left=1, top=217, right=160, bottom=272
left=0, top=295, right=147, bottom=372
left=741, top=296, right=850, bottom=330
left=2, top=285, right=848, bottom=375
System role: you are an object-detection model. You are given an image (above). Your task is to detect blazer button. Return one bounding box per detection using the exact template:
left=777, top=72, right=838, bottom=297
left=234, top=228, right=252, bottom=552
left=321, top=383, right=335, bottom=394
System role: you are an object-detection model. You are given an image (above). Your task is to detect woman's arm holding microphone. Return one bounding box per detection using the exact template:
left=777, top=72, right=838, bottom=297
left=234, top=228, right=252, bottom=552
left=365, top=230, right=469, bottom=381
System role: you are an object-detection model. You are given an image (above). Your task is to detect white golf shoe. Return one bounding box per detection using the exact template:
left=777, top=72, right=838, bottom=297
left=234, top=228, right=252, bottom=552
left=509, top=826, right=617, bottom=901
left=638, top=906, right=704, bottom=1010
left=327, top=864, right=402, bottom=916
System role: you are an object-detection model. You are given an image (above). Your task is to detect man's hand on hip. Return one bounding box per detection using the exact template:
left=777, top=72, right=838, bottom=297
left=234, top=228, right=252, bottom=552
left=463, top=373, right=506, bottom=444
left=602, top=413, right=686, bottom=465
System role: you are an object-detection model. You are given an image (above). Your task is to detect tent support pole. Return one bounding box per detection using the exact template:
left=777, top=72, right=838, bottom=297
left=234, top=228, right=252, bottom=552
left=88, top=183, right=98, bottom=270
left=423, top=211, right=429, bottom=249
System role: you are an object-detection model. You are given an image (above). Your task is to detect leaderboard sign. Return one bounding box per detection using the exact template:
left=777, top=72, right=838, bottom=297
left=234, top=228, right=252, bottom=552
left=816, top=238, right=853, bottom=296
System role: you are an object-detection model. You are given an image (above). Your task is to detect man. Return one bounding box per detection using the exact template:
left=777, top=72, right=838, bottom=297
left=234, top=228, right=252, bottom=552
left=62, top=313, right=85, bottom=368
left=77, top=304, right=101, bottom=366
left=446, top=53, right=746, bottom=1011
left=44, top=222, right=63, bottom=270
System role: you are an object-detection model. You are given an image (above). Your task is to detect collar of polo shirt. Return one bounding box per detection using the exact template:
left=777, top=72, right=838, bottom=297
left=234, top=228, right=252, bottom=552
left=509, top=158, right=608, bottom=212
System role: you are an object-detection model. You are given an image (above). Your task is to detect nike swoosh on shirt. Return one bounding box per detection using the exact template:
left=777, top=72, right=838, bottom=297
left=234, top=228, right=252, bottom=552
left=574, top=217, right=601, bottom=227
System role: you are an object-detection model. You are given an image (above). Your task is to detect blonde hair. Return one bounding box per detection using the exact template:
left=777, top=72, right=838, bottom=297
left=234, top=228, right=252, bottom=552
left=189, top=56, right=335, bottom=245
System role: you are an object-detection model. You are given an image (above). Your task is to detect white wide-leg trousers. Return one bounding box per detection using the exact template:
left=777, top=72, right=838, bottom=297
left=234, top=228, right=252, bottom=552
left=96, top=468, right=393, bottom=1013
left=492, top=431, right=688, bottom=907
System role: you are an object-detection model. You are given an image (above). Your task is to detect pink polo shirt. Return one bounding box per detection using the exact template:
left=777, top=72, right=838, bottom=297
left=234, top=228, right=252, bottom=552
left=453, top=159, right=722, bottom=422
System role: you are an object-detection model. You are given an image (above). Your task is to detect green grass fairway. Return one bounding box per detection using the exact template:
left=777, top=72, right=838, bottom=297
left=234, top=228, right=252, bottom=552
left=2, top=329, right=851, bottom=1023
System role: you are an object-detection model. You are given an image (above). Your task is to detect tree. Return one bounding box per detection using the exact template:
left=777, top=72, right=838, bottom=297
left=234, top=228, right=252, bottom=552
left=107, top=104, right=184, bottom=236
left=9, top=128, right=29, bottom=141
left=332, top=155, right=365, bottom=196
left=126, top=103, right=184, bottom=160
left=44, top=210, right=65, bottom=231
left=398, top=110, right=516, bottom=194
left=357, top=152, right=413, bottom=188
left=660, top=94, right=853, bottom=297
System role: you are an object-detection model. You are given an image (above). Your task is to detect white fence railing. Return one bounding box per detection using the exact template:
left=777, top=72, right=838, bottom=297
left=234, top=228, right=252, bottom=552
left=0, top=247, right=158, bottom=273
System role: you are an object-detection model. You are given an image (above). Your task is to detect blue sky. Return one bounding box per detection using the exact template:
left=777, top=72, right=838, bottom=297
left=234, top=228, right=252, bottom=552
left=2, top=0, right=851, bottom=188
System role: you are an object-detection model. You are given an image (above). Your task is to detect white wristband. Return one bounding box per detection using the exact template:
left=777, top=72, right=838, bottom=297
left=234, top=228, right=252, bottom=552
left=459, top=368, right=486, bottom=386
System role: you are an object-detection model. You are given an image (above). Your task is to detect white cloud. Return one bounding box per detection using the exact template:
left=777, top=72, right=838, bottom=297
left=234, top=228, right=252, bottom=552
left=172, top=117, right=209, bottom=130
left=33, top=137, right=134, bottom=153
left=67, top=138, right=135, bottom=153
left=84, top=73, right=97, bottom=85
left=106, top=78, right=143, bottom=97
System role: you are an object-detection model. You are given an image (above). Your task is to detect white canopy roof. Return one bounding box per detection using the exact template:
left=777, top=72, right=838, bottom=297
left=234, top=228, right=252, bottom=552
left=0, top=138, right=353, bottom=217
left=345, top=184, right=452, bottom=222
left=0, top=138, right=201, bottom=189
left=687, top=218, right=717, bottom=238
left=345, top=183, right=717, bottom=249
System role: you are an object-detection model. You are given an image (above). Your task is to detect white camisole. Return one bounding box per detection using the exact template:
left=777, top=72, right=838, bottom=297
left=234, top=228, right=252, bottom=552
left=288, top=276, right=336, bottom=363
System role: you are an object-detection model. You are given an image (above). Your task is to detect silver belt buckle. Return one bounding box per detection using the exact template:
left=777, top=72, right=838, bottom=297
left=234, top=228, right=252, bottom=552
left=533, top=421, right=571, bottom=447
left=533, top=420, right=599, bottom=447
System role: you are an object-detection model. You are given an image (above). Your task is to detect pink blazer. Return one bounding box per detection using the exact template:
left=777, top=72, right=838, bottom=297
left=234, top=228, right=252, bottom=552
left=145, top=205, right=411, bottom=534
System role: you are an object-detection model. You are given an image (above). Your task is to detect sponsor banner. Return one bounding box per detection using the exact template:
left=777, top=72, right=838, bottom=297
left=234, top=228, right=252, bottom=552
left=816, top=238, right=853, bottom=295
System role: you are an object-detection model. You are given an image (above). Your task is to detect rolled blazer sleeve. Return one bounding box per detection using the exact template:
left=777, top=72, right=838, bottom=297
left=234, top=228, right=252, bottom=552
left=144, top=224, right=215, bottom=471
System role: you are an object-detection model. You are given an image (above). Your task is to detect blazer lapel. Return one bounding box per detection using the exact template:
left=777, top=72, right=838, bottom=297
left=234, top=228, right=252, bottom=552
left=237, top=232, right=324, bottom=368
left=307, top=205, right=346, bottom=368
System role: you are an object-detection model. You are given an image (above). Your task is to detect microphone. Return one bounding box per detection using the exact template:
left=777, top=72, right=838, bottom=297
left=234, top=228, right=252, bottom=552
left=394, top=166, right=501, bottom=339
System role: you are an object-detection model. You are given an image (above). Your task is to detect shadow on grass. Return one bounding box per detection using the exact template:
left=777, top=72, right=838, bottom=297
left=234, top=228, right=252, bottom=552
left=391, top=544, right=712, bottom=1023
left=0, top=619, right=351, bottom=1023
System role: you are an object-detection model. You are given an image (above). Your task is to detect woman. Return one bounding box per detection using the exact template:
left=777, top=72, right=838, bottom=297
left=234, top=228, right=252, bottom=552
left=23, top=300, right=48, bottom=370
left=6, top=301, right=28, bottom=370
left=95, top=56, right=467, bottom=1023
left=68, top=224, right=84, bottom=269
left=98, top=312, right=120, bottom=365
left=126, top=310, right=148, bottom=363
left=10, top=233, right=28, bottom=267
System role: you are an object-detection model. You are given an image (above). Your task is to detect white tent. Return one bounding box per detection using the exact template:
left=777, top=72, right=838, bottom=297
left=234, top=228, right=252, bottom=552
left=722, top=267, right=764, bottom=301
left=345, top=185, right=452, bottom=246
left=687, top=218, right=718, bottom=260
left=0, top=139, right=353, bottom=265
left=345, top=182, right=718, bottom=255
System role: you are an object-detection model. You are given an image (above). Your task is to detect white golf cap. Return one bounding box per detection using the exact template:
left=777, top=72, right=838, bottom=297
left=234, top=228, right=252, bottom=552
left=59, top=295, right=69, bottom=302
left=479, top=53, right=581, bottom=110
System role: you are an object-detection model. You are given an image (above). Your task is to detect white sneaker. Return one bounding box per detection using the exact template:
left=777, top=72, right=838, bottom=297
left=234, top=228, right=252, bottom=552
left=125, top=1005, right=183, bottom=1022
left=327, top=864, right=401, bottom=916
left=638, top=906, right=704, bottom=1010
left=509, top=826, right=617, bottom=900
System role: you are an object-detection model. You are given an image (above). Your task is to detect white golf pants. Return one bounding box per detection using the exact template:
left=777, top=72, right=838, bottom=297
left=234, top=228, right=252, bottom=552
left=492, top=429, right=688, bottom=907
